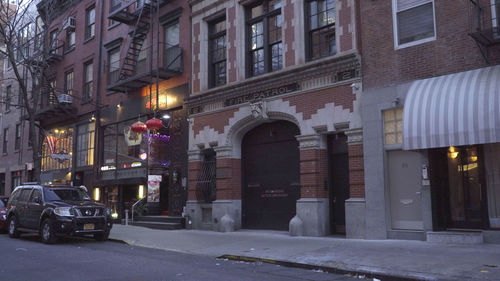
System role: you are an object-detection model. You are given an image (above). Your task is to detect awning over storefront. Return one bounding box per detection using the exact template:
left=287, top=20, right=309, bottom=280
left=403, top=65, right=500, bottom=150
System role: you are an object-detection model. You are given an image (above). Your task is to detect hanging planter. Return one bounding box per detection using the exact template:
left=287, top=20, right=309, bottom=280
left=131, top=121, right=147, bottom=133
left=146, top=118, right=163, bottom=131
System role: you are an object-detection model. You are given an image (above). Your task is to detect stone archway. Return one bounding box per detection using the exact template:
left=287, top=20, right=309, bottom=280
left=241, top=120, right=301, bottom=230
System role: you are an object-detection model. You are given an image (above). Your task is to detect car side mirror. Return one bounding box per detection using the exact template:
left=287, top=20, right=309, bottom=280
left=33, top=196, right=41, bottom=204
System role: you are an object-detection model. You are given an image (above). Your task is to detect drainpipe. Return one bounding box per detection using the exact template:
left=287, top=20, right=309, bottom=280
left=94, top=0, right=105, bottom=190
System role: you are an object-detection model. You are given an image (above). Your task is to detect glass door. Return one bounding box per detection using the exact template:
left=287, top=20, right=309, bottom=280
left=447, top=146, right=486, bottom=229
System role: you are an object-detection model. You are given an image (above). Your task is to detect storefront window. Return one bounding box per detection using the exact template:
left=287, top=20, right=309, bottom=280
left=41, top=127, right=73, bottom=172
left=76, top=122, right=95, bottom=167
left=383, top=108, right=403, bottom=145
left=102, top=118, right=147, bottom=171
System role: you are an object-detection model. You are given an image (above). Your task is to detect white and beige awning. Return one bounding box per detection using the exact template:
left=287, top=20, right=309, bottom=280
left=403, top=65, right=500, bottom=150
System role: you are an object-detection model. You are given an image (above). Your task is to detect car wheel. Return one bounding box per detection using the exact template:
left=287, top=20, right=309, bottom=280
left=40, top=219, right=58, bottom=244
left=8, top=216, right=20, bottom=238
left=94, top=231, right=110, bottom=241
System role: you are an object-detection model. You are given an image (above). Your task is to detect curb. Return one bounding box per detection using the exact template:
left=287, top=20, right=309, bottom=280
left=218, top=254, right=429, bottom=281
left=109, top=237, right=438, bottom=281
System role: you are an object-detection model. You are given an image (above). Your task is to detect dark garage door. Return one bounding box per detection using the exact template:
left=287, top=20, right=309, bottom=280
left=242, top=121, right=301, bottom=230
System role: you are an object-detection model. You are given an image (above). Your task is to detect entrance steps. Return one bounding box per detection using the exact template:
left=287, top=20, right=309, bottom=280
left=426, top=231, right=484, bottom=244
left=128, top=216, right=185, bottom=230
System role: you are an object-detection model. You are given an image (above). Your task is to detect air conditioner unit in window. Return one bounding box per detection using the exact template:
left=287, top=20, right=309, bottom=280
left=57, top=94, right=73, bottom=105
left=63, top=17, right=76, bottom=31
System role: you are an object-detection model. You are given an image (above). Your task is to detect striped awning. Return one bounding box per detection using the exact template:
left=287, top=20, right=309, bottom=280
left=403, top=65, right=500, bottom=150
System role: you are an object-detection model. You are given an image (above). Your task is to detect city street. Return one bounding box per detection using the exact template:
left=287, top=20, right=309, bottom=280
left=0, top=234, right=361, bottom=281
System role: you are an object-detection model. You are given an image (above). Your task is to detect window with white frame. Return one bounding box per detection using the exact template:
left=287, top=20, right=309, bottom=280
left=495, top=0, right=500, bottom=27
left=393, top=0, right=435, bottom=47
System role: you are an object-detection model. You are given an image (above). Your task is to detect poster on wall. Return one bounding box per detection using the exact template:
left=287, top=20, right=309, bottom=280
left=147, top=175, right=162, bottom=203
left=124, top=126, right=143, bottom=146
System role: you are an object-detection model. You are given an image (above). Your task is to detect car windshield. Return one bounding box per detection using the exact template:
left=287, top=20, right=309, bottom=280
left=44, top=188, right=91, bottom=201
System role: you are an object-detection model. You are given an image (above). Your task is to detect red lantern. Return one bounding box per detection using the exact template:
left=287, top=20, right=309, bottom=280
left=146, top=118, right=163, bottom=131
left=131, top=122, right=147, bottom=133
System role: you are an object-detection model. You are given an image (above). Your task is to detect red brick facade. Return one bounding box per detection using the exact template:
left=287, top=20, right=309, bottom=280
left=227, top=6, right=237, bottom=83
left=284, top=0, right=295, bottom=67
left=348, top=143, right=364, bottom=198
left=300, top=149, right=328, bottom=198
left=192, top=22, right=201, bottom=93
left=339, top=0, right=353, bottom=52
left=283, top=84, right=356, bottom=119
left=188, top=161, right=202, bottom=201
left=215, top=158, right=241, bottom=200
left=360, top=0, right=500, bottom=89
left=192, top=108, right=238, bottom=137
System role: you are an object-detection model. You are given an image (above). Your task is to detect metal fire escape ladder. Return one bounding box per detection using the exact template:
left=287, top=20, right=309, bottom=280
left=118, top=2, right=153, bottom=81
left=468, top=0, right=500, bottom=64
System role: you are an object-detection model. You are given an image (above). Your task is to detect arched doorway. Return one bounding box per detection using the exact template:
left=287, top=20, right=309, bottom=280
left=242, top=120, right=300, bottom=230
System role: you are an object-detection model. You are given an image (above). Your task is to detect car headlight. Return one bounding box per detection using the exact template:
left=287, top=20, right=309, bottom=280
left=54, top=207, right=73, bottom=217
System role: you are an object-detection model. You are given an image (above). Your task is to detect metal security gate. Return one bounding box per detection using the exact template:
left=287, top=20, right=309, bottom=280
left=242, top=121, right=300, bottom=230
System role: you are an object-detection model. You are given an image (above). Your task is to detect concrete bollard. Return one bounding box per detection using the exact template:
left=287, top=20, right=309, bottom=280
left=219, top=214, right=235, bottom=232
left=289, top=215, right=304, bottom=236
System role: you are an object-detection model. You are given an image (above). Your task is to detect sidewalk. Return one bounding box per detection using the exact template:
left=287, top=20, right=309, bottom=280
left=109, top=225, right=500, bottom=281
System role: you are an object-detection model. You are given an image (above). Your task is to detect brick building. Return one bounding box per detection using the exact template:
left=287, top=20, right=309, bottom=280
left=0, top=3, right=38, bottom=196
left=186, top=0, right=363, bottom=236
left=34, top=0, right=191, bottom=219
left=360, top=0, right=500, bottom=242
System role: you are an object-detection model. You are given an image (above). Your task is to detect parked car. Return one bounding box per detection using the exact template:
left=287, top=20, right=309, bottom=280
left=0, top=196, right=9, bottom=231
left=6, top=185, right=113, bottom=244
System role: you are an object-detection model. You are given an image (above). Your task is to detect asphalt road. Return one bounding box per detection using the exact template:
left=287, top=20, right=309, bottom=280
left=0, top=233, right=362, bottom=281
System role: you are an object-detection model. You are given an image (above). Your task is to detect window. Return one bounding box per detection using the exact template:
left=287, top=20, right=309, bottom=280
left=49, top=29, right=58, bottom=54
left=17, top=84, right=23, bottom=107
left=495, top=0, right=500, bottom=27
left=29, top=189, right=41, bottom=202
left=41, top=128, right=73, bottom=172
left=164, top=21, right=180, bottom=68
left=196, top=149, right=216, bottom=203
left=307, top=0, right=336, bottom=60
left=48, top=79, right=57, bottom=105
left=15, top=124, right=21, bottom=150
left=66, top=30, right=75, bottom=50
left=76, top=122, right=95, bottom=167
left=383, top=108, right=403, bottom=145
left=5, top=85, right=11, bottom=111
left=393, top=0, right=435, bottom=47
left=64, top=70, right=74, bottom=96
left=11, top=172, right=22, bottom=191
left=83, top=61, right=93, bottom=101
left=209, top=18, right=227, bottom=88
left=86, top=6, right=96, bottom=40
left=108, top=48, right=120, bottom=84
left=247, top=0, right=282, bottom=77
left=2, top=128, right=7, bottom=154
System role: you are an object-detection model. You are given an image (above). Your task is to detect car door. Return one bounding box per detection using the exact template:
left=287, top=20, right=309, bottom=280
left=17, top=188, right=33, bottom=228
left=26, top=188, right=43, bottom=229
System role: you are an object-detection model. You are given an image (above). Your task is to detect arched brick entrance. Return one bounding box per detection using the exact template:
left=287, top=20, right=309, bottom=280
left=241, top=120, right=300, bottom=230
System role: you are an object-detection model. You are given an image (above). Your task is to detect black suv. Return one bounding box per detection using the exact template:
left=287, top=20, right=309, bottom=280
left=6, top=184, right=113, bottom=244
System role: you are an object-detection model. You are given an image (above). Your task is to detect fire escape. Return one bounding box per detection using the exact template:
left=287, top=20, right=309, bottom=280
left=29, top=31, right=77, bottom=122
left=107, top=0, right=182, bottom=93
left=468, top=0, right=500, bottom=63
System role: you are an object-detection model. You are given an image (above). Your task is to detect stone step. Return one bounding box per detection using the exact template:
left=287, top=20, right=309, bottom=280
left=426, top=231, right=483, bottom=244
left=134, top=215, right=185, bottom=224
left=129, top=221, right=184, bottom=230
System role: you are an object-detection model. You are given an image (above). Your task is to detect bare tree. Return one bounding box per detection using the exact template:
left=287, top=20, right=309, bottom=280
left=0, top=0, right=56, bottom=181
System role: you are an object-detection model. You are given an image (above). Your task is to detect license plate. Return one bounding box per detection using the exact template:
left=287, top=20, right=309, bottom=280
left=84, top=224, right=94, bottom=230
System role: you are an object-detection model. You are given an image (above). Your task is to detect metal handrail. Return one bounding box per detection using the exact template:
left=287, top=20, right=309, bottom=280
left=131, top=197, right=146, bottom=222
